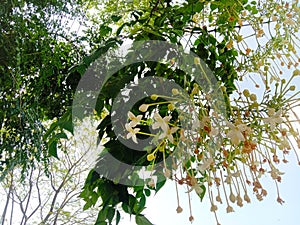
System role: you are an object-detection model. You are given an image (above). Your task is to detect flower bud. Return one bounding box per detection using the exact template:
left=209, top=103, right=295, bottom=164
left=194, top=57, right=200, bottom=65
left=172, top=88, right=179, bottom=95
left=226, top=205, right=234, bottom=213
left=216, top=195, right=222, bottom=203
left=164, top=169, right=171, bottom=178
left=147, top=153, right=155, bottom=161
left=189, top=216, right=194, bottom=222
left=148, top=179, right=155, bottom=188
left=244, top=193, right=251, bottom=203
left=210, top=204, right=218, bottom=212
left=151, top=94, right=158, bottom=100
left=139, top=104, right=149, bottom=112
left=229, top=193, right=236, bottom=203
left=293, top=69, right=300, bottom=76
left=249, top=94, right=257, bottom=101
left=168, top=103, right=175, bottom=111
left=243, top=89, right=250, bottom=97
left=237, top=195, right=243, bottom=207
left=176, top=206, right=183, bottom=213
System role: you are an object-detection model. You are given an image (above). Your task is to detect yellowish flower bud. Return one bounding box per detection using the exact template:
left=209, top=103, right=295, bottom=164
left=237, top=195, right=243, bottom=207
left=139, top=104, right=149, bottom=112
left=148, top=179, right=155, bottom=188
left=168, top=103, right=175, bottom=111
left=194, top=57, right=200, bottom=65
left=151, top=94, right=158, bottom=100
left=250, top=94, right=257, bottom=101
left=147, top=153, right=155, bottom=161
left=243, top=89, right=250, bottom=97
left=293, top=69, right=300, bottom=76
left=172, top=88, right=179, bottom=95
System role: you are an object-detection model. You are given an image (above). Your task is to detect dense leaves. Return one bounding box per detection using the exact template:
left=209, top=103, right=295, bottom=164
left=0, top=0, right=87, bottom=178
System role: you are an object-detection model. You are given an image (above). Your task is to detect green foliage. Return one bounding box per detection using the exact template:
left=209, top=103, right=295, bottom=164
left=0, top=0, right=88, bottom=179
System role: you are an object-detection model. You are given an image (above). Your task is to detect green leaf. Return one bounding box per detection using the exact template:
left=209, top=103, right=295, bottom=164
left=49, top=140, right=58, bottom=158
left=43, top=121, right=58, bottom=140
left=83, top=201, right=93, bottom=210
left=137, top=194, right=146, bottom=213
left=155, top=178, right=166, bottom=193
left=210, top=3, right=218, bottom=11
left=111, top=15, right=122, bottom=22
left=122, top=202, right=131, bottom=214
left=144, top=189, right=151, bottom=197
left=100, top=25, right=112, bottom=36
left=107, top=207, right=115, bottom=223
left=59, top=121, right=74, bottom=134
left=116, top=210, right=121, bottom=225
left=96, top=206, right=109, bottom=223
left=54, top=132, right=68, bottom=140
left=197, top=185, right=206, bottom=201
left=95, top=221, right=107, bottom=225
left=135, top=215, right=153, bottom=225
left=97, top=115, right=111, bottom=141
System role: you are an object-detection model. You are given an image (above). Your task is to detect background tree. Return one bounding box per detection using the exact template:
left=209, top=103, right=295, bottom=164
left=0, top=0, right=93, bottom=179
left=0, top=118, right=100, bottom=225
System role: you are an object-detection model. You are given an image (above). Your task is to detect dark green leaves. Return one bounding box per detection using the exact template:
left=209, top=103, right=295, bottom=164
left=136, top=215, right=153, bottom=225
left=111, top=15, right=122, bottom=22
left=49, top=141, right=58, bottom=158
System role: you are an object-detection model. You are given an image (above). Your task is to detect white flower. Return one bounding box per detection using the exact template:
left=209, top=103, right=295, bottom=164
left=269, top=166, right=284, bottom=180
left=127, top=111, right=142, bottom=127
left=152, top=112, right=171, bottom=133
left=186, top=176, right=203, bottom=195
left=125, top=123, right=140, bottom=143
left=159, top=126, right=179, bottom=143
left=263, top=109, right=283, bottom=131
left=226, top=122, right=246, bottom=145
left=198, top=157, right=213, bottom=172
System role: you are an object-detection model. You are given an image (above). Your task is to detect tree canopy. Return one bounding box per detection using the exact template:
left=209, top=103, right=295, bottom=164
left=1, top=0, right=300, bottom=224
